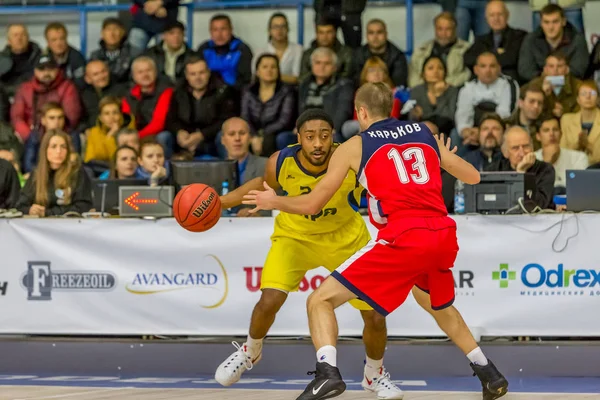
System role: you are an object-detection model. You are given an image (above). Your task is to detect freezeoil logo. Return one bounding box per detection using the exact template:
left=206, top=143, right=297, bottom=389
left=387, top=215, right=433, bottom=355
left=21, top=261, right=116, bottom=301
left=493, top=263, right=600, bottom=297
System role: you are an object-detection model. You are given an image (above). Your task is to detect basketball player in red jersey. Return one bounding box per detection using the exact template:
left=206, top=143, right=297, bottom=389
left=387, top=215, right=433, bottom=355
left=244, top=82, right=509, bottom=400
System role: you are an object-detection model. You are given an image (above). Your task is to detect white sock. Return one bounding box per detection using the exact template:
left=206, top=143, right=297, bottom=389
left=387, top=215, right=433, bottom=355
left=245, top=336, right=263, bottom=358
left=466, top=347, right=488, bottom=366
left=364, top=355, right=383, bottom=379
left=316, top=345, right=337, bottom=367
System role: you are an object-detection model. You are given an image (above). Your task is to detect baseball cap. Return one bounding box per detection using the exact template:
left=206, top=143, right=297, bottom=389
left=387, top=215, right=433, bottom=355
left=102, top=17, right=125, bottom=30
left=36, top=55, right=58, bottom=69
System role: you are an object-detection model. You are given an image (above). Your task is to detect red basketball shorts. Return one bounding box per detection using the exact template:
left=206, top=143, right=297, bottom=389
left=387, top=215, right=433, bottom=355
left=331, top=216, right=459, bottom=316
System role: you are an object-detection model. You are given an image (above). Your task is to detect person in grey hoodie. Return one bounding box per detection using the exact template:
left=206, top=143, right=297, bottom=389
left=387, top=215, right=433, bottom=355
left=455, top=52, right=518, bottom=146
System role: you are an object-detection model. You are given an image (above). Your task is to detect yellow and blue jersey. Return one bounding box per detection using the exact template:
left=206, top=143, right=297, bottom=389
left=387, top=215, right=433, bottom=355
left=273, top=144, right=365, bottom=236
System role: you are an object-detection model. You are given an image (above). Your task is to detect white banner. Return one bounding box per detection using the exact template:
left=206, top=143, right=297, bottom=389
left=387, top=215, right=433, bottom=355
left=0, top=214, right=599, bottom=336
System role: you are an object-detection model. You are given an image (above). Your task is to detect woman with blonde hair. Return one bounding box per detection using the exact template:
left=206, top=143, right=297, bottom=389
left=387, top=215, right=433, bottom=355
left=341, top=57, right=401, bottom=140
left=16, top=130, right=92, bottom=217
left=560, top=81, right=600, bottom=164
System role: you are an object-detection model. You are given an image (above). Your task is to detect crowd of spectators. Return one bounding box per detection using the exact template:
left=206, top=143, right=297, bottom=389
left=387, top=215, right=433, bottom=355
left=0, top=0, right=600, bottom=217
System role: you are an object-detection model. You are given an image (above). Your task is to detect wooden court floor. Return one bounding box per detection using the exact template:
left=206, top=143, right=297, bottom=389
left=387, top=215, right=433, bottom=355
left=1, top=386, right=599, bottom=400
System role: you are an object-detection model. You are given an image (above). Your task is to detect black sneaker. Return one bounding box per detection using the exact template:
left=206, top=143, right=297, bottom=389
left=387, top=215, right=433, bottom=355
left=296, top=362, right=346, bottom=400
left=470, top=359, right=509, bottom=400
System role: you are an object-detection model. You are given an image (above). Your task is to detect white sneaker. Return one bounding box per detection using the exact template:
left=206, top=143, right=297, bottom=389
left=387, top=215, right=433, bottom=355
left=215, top=341, right=262, bottom=387
left=362, top=366, right=404, bottom=399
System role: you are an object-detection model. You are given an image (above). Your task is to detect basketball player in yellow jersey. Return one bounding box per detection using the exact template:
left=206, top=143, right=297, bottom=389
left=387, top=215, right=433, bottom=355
left=215, top=109, right=405, bottom=399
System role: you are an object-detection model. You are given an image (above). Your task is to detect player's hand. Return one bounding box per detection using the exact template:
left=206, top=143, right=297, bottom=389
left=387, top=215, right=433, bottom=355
left=434, top=133, right=457, bottom=154
left=242, top=181, right=277, bottom=213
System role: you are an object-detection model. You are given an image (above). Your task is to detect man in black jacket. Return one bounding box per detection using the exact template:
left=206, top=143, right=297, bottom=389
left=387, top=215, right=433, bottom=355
left=0, top=158, right=20, bottom=210
left=314, top=0, right=366, bottom=48
left=485, top=126, right=555, bottom=210
left=166, top=56, right=236, bottom=158
left=44, top=22, right=86, bottom=86
left=90, top=17, right=137, bottom=84
left=0, top=24, right=42, bottom=97
left=353, top=19, right=408, bottom=87
left=144, top=20, right=196, bottom=83
left=80, top=60, right=126, bottom=129
left=463, top=0, right=527, bottom=84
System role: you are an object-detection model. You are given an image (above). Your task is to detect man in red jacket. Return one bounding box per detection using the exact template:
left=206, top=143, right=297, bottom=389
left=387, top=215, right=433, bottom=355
left=10, top=55, right=81, bottom=142
left=121, top=56, right=174, bottom=157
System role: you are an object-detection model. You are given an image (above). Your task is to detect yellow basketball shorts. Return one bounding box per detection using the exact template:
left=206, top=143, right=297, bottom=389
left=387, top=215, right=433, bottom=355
left=261, top=216, right=372, bottom=310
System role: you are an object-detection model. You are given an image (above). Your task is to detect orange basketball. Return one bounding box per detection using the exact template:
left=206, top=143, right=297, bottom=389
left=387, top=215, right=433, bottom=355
left=173, top=183, right=222, bottom=232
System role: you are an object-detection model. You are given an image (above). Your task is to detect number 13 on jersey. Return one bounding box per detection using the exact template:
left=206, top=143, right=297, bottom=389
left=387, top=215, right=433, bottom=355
left=388, top=147, right=430, bottom=184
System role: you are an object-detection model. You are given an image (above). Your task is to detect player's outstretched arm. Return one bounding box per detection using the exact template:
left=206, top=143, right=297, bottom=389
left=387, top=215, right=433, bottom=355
left=243, top=139, right=358, bottom=215
left=220, top=152, right=282, bottom=209
left=435, top=134, right=481, bottom=185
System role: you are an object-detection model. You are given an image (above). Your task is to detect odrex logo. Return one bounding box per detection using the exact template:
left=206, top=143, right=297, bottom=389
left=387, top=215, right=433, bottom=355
left=21, top=261, right=117, bottom=301
left=492, top=264, right=516, bottom=288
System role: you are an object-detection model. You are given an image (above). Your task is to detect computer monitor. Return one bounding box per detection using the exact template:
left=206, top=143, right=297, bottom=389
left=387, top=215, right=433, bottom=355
left=171, top=160, right=238, bottom=192
left=464, top=172, right=536, bottom=214
left=566, top=169, right=600, bottom=212
left=92, top=178, right=148, bottom=215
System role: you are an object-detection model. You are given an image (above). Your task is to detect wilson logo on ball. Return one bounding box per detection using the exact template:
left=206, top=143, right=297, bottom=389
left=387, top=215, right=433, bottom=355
left=192, top=191, right=216, bottom=218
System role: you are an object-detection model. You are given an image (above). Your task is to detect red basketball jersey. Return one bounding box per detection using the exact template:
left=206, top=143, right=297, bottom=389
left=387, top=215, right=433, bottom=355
left=357, top=118, right=448, bottom=230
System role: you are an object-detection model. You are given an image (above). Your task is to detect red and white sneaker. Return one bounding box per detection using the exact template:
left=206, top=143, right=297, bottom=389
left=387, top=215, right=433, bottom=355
left=215, top=341, right=262, bottom=387
left=362, top=366, right=404, bottom=399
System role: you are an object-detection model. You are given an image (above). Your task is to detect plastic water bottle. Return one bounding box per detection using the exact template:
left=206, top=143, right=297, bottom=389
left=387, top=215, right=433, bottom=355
left=454, top=180, right=465, bottom=214
left=221, top=181, right=231, bottom=216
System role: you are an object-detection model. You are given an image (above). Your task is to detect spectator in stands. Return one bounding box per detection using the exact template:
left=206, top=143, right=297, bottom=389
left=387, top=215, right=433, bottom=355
left=221, top=117, right=267, bottom=184
left=16, top=130, right=92, bottom=216
left=342, top=57, right=401, bottom=140
left=122, top=56, right=174, bottom=158
left=242, top=54, right=296, bottom=156
left=531, top=0, right=585, bottom=35
left=526, top=52, right=581, bottom=119
left=518, top=4, right=588, bottom=82
left=0, top=147, right=25, bottom=187
left=167, top=56, right=235, bottom=159
left=0, top=24, right=42, bottom=97
left=486, top=126, right=555, bottom=209
left=23, top=102, right=66, bottom=174
left=353, top=19, right=408, bottom=87
left=463, top=1, right=527, bottom=84
left=534, top=115, right=588, bottom=187
left=44, top=22, right=86, bottom=84
left=298, top=47, right=354, bottom=140
left=0, top=158, right=20, bottom=209
left=85, top=96, right=136, bottom=164
left=560, top=81, right=600, bottom=164
left=408, top=56, right=460, bottom=135
left=253, top=13, right=303, bottom=85
left=11, top=55, right=81, bottom=143
left=505, top=85, right=547, bottom=149
left=409, top=12, right=471, bottom=87
left=128, top=0, right=181, bottom=52
left=145, top=20, right=196, bottom=83
left=99, top=145, right=139, bottom=180
left=455, top=0, right=489, bottom=41
left=81, top=60, right=125, bottom=129
left=198, top=14, right=253, bottom=90
left=300, top=18, right=353, bottom=82
left=135, top=137, right=172, bottom=186
left=455, top=52, right=518, bottom=146
left=313, top=0, right=365, bottom=49
left=90, top=18, right=136, bottom=84
left=463, top=113, right=505, bottom=171
left=116, top=128, right=140, bottom=151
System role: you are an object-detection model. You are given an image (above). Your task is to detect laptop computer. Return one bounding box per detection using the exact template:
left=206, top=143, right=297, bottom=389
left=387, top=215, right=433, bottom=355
left=92, top=179, right=148, bottom=215
left=566, top=170, right=600, bottom=212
